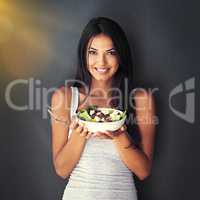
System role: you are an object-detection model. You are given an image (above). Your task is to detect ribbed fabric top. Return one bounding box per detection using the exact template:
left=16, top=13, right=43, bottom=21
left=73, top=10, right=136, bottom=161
left=62, top=86, right=138, bottom=200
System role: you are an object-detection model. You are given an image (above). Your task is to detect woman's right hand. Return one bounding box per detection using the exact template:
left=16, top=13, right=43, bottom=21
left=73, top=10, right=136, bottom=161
left=69, top=117, right=92, bottom=140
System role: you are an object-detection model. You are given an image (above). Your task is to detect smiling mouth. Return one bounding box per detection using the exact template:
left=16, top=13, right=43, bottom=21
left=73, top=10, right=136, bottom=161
left=95, top=67, right=110, bottom=73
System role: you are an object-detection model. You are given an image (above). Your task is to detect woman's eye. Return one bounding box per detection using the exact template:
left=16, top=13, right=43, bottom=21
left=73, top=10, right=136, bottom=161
left=108, top=51, right=117, bottom=55
left=88, top=50, right=97, bottom=55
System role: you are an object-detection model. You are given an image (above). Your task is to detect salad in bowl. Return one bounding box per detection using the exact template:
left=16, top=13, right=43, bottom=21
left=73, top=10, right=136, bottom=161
left=74, top=105, right=127, bottom=133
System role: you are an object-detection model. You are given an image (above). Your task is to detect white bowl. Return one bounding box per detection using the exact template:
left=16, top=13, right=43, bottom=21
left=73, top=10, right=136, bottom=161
left=75, top=108, right=126, bottom=133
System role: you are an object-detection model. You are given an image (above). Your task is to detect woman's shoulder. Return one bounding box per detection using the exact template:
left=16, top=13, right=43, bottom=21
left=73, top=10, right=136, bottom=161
left=51, top=86, right=72, bottom=110
left=133, top=88, right=155, bottom=113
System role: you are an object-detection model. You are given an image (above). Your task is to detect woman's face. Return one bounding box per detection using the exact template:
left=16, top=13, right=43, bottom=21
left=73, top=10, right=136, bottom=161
left=86, top=33, right=119, bottom=81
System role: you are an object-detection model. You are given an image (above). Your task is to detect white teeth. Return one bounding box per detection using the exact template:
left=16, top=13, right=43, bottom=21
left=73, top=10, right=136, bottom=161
left=96, top=68, right=109, bottom=73
left=97, top=69, right=107, bottom=72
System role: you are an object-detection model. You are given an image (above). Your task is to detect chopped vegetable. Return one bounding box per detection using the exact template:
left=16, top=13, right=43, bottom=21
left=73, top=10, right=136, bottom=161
left=76, top=105, right=126, bottom=122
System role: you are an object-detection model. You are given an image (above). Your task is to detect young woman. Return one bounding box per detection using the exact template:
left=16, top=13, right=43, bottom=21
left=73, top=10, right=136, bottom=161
left=50, top=17, right=156, bottom=200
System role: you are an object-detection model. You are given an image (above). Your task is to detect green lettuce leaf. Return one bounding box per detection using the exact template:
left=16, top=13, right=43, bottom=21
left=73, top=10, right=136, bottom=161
left=120, top=110, right=127, bottom=119
left=78, top=110, right=92, bottom=121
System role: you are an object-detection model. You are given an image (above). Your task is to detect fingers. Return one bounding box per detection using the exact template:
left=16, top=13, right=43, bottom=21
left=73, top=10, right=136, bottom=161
left=85, top=132, right=93, bottom=139
left=104, top=131, right=114, bottom=137
left=76, top=124, right=84, bottom=133
left=92, top=132, right=112, bottom=139
left=99, top=134, right=111, bottom=139
left=78, top=125, right=90, bottom=139
left=92, top=132, right=102, bottom=137
left=69, top=119, right=91, bottom=140
left=79, top=126, right=88, bottom=137
left=122, top=124, right=127, bottom=131
left=120, top=124, right=127, bottom=131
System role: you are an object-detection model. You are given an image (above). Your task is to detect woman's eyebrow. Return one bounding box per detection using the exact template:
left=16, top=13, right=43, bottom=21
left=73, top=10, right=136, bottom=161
left=106, top=48, right=116, bottom=52
left=89, top=47, right=115, bottom=51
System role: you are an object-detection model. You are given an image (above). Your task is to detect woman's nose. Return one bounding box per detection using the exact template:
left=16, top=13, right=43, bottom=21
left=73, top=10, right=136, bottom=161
left=97, top=54, right=106, bottom=65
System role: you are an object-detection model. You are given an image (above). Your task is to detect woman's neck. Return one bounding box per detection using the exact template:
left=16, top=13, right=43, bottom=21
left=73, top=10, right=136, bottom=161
left=89, top=79, right=112, bottom=98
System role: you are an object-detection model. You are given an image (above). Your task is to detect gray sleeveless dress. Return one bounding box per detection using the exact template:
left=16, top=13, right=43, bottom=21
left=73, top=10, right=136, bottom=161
left=62, top=86, right=138, bottom=200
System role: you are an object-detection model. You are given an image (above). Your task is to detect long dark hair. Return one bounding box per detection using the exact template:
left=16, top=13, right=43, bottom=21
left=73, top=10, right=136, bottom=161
left=71, top=17, right=141, bottom=147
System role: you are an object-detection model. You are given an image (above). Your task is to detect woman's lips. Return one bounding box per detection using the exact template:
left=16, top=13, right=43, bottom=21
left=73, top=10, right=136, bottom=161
left=95, top=67, right=110, bottom=73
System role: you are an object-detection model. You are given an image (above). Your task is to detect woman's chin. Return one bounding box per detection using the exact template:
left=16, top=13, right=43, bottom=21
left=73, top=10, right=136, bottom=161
left=91, top=72, right=114, bottom=81
left=92, top=75, right=112, bottom=81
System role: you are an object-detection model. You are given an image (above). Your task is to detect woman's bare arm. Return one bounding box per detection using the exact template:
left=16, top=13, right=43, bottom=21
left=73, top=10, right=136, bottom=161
left=112, top=90, right=156, bottom=180
left=50, top=87, right=89, bottom=179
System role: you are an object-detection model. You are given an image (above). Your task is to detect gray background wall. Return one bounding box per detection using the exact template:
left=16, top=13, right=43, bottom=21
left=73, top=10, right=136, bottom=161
left=0, top=0, right=199, bottom=200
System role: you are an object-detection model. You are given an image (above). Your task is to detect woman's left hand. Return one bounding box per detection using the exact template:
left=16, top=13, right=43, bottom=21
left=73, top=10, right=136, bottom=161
left=92, top=124, right=127, bottom=139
